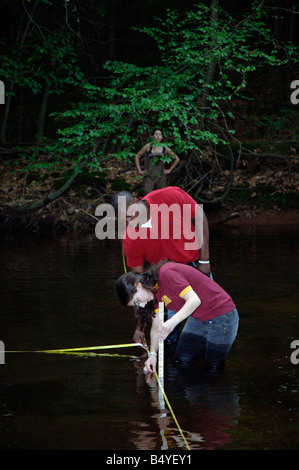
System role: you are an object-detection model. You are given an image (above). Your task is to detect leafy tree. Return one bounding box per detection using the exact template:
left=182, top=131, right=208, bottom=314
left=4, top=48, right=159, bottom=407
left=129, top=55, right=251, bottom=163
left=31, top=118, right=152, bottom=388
left=30, top=1, right=299, bottom=202
left=0, top=0, right=84, bottom=144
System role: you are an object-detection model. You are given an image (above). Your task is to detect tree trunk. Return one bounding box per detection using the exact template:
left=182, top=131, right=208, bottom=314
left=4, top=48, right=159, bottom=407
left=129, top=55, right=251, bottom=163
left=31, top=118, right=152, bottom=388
left=0, top=0, right=39, bottom=144
left=198, top=0, right=219, bottom=111
left=0, top=83, right=13, bottom=144
left=4, top=154, right=92, bottom=214
left=36, top=81, right=50, bottom=145
left=11, top=170, right=80, bottom=213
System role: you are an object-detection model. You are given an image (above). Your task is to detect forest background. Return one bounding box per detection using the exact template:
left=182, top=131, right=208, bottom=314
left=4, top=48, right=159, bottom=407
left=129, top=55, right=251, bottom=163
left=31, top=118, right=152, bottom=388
left=0, top=0, right=298, bottom=235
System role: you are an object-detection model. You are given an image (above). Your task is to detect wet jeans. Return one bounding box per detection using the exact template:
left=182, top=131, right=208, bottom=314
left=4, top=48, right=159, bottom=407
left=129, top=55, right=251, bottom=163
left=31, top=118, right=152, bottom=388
left=165, top=308, right=239, bottom=372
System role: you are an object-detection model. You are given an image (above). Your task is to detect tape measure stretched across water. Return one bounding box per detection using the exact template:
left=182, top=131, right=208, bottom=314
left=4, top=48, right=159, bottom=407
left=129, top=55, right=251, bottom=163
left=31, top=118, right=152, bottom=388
left=144, top=340, right=191, bottom=451
left=121, top=247, right=190, bottom=450
left=6, top=343, right=143, bottom=354
left=6, top=245, right=191, bottom=450
left=154, top=371, right=190, bottom=450
left=7, top=344, right=190, bottom=449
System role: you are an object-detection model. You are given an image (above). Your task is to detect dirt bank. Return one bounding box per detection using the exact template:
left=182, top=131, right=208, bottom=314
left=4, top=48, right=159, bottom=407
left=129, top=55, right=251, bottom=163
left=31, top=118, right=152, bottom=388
left=207, top=207, right=299, bottom=228
left=0, top=153, right=298, bottom=236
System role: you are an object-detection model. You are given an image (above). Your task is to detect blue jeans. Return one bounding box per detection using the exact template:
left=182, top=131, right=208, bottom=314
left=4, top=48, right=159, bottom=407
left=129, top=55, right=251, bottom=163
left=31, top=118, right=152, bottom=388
left=165, top=308, right=239, bottom=371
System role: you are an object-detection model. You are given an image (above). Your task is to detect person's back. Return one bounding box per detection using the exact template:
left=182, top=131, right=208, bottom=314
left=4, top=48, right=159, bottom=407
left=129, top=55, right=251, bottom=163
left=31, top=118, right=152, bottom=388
left=123, top=187, right=203, bottom=269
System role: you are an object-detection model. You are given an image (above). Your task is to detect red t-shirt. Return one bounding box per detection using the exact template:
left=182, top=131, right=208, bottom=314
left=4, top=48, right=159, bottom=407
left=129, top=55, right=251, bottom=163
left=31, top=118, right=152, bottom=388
left=123, top=187, right=202, bottom=268
left=154, top=262, right=236, bottom=321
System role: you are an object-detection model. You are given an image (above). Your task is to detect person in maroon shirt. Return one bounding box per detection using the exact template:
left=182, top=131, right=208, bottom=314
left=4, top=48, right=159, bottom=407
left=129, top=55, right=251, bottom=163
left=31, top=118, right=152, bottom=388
left=115, top=261, right=239, bottom=373
left=111, top=187, right=211, bottom=346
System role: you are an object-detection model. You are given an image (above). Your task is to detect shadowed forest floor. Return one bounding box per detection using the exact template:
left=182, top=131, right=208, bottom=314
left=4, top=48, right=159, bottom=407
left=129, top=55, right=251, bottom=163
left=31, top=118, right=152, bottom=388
left=0, top=140, right=298, bottom=236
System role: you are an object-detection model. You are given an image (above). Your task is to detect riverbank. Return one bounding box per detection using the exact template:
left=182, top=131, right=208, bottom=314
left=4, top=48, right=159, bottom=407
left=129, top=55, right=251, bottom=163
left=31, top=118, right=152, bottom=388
left=207, top=207, right=299, bottom=228
left=0, top=152, right=298, bottom=236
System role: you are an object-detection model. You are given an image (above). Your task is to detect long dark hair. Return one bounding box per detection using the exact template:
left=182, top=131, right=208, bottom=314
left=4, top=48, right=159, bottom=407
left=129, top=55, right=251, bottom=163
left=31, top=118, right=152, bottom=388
left=115, top=260, right=169, bottom=331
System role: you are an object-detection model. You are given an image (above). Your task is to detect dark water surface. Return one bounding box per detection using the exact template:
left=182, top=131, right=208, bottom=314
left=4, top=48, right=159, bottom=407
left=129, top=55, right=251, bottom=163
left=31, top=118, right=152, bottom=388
left=0, top=223, right=298, bottom=450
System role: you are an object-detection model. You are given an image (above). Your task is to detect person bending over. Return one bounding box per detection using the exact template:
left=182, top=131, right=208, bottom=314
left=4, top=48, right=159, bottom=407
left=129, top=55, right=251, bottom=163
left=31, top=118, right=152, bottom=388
left=111, top=186, right=211, bottom=347
left=115, top=261, right=239, bottom=374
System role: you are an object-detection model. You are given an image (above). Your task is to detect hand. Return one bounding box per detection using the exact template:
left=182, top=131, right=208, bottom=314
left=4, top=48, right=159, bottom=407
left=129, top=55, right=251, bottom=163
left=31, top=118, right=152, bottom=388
left=163, top=169, right=171, bottom=175
left=157, top=318, right=176, bottom=341
left=138, top=169, right=146, bottom=176
left=197, top=262, right=210, bottom=277
left=143, top=354, right=157, bottom=374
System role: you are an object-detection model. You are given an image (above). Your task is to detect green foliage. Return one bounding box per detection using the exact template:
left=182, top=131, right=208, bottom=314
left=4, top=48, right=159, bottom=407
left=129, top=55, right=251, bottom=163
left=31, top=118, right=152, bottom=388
left=0, top=30, right=83, bottom=96
left=43, top=2, right=298, bottom=171
left=110, top=178, right=131, bottom=191
left=253, top=107, right=299, bottom=143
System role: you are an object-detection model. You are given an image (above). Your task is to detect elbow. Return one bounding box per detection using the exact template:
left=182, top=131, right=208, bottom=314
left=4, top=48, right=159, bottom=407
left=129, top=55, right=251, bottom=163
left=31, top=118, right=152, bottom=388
left=192, top=292, right=201, bottom=310
left=188, top=293, right=201, bottom=311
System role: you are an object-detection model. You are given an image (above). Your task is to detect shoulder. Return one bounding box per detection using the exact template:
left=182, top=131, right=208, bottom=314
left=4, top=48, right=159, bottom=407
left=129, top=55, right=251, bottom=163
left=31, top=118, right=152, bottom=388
left=158, top=263, right=193, bottom=296
left=138, top=143, right=150, bottom=154
left=158, top=262, right=184, bottom=279
left=165, top=146, right=174, bottom=155
left=152, top=187, right=196, bottom=204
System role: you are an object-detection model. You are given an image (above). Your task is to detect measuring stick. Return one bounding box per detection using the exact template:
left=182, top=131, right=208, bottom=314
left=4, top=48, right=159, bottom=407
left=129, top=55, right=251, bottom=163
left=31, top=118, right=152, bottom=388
left=158, top=302, right=164, bottom=381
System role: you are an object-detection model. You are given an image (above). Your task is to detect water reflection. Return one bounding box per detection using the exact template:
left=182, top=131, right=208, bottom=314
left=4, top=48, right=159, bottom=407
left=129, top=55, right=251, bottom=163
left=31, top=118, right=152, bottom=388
left=130, top=352, right=239, bottom=450
left=0, top=224, right=298, bottom=450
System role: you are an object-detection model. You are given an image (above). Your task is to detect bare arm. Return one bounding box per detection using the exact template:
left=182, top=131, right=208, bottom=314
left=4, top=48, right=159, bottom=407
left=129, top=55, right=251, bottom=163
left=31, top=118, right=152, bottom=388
left=163, top=148, right=180, bottom=175
left=131, top=265, right=146, bottom=346
left=143, top=289, right=201, bottom=373
left=143, top=314, right=160, bottom=373
left=135, top=143, right=150, bottom=175
left=131, top=265, right=144, bottom=274
left=192, top=209, right=210, bottom=276
left=157, top=289, right=201, bottom=341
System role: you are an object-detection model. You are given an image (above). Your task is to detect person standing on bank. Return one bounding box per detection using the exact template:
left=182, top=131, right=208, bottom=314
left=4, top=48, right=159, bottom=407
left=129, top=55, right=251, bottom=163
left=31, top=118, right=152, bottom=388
left=115, top=261, right=239, bottom=374
left=111, top=186, right=211, bottom=346
left=135, top=129, right=180, bottom=195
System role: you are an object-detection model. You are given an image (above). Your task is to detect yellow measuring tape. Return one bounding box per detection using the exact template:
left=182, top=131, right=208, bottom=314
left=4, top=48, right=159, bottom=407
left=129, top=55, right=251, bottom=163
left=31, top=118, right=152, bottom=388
left=122, top=242, right=128, bottom=273
left=122, top=243, right=190, bottom=450
left=7, top=342, right=190, bottom=449
left=6, top=246, right=191, bottom=450
left=143, top=340, right=190, bottom=450
left=154, top=372, right=190, bottom=450
left=6, top=343, right=141, bottom=354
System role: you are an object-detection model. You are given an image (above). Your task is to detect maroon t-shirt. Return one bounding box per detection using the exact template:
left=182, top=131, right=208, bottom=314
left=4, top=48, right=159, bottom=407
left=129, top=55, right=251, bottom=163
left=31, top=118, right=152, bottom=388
left=154, top=262, right=236, bottom=321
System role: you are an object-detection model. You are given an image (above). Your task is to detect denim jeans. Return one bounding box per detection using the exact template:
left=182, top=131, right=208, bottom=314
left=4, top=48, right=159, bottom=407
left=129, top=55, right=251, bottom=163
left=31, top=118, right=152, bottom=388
left=165, top=308, right=239, bottom=371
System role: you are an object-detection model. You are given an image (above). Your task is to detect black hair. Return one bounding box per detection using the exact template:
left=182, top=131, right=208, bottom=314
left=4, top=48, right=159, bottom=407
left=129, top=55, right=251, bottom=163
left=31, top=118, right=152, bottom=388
left=115, top=260, right=169, bottom=331
left=153, top=128, right=163, bottom=135
left=115, top=271, right=139, bottom=306
left=110, top=191, right=135, bottom=214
